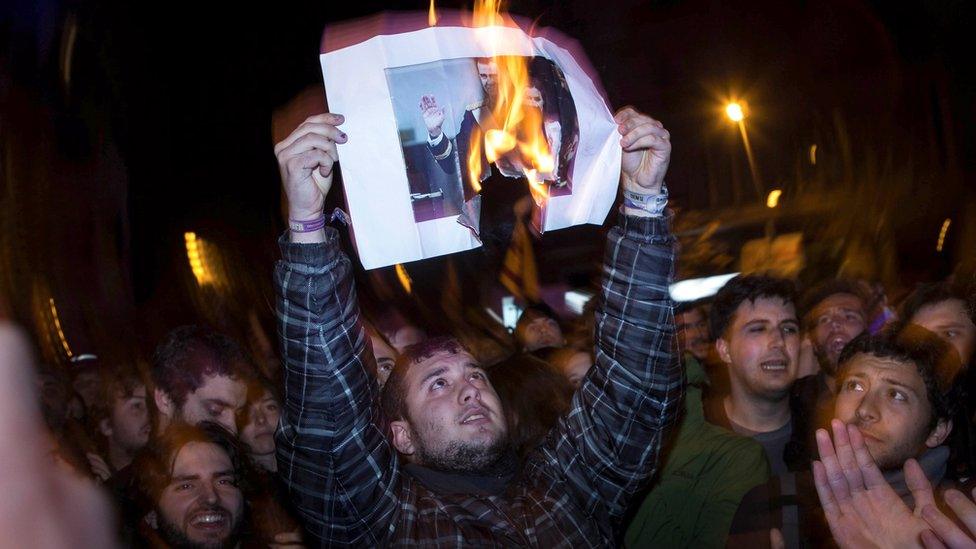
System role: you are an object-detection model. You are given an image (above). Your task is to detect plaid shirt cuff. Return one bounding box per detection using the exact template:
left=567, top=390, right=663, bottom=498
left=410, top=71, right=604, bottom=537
left=617, top=208, right=676, bottom=243
left=277, top=227, right=343, bottom=272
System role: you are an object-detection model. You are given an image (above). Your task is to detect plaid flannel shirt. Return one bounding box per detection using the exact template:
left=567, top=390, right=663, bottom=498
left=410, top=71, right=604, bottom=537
left=274, top=212, right=682, bottom=547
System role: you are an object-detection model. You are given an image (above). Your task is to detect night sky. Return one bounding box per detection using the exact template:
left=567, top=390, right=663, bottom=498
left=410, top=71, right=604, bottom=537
left=2, top=0, right=974, bottom=357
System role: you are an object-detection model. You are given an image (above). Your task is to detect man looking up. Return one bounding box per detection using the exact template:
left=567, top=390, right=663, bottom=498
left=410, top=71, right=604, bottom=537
left=705, top=275, right=800, bottom=474
left=785, top=279, right=869, bottom=470
left=272, top=107, right=679, bottom=545
left=151, top=326, right=254, bottom=436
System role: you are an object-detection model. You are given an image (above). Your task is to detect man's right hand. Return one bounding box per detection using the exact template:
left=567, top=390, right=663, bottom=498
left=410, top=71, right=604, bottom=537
left=420, top=95, right=445, bottom=139
left=274, top=113, right=347, bottom=224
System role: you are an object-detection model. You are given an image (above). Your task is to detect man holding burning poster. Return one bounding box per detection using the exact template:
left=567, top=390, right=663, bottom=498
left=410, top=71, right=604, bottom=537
left=272, top=100, right=677, bottom=545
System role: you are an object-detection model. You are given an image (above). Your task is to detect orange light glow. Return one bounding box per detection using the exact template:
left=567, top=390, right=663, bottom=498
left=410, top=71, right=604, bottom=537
left=184, top=232, right=213, bottom=285
left=726, top=102, right=744, bottom=122
left=395, top=263, right=413, bottom=294
left=465, top=0, right=554, bottom=207
left=936, top=218, right=951, bottom=252
left=48, top=298, right=73, bottom=359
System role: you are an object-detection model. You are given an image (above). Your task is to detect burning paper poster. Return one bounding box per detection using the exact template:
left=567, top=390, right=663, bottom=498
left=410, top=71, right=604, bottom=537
left=321, top=22, right=621, bottom=269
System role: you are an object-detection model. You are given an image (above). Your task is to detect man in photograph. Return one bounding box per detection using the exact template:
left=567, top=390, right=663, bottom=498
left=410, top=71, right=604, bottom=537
left=419, top=57, right=498, bottom=191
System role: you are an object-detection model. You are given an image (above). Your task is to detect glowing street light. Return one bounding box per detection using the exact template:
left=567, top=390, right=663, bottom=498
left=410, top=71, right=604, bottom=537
left=766, top=189, right=782, bottom=208
left=726, top=102, right=745, bottom=122
left=724, top=99, right=761, bottom=201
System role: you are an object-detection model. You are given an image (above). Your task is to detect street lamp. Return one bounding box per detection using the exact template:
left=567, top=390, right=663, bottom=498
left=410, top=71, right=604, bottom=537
left=725, top=100, right=762, bottom=201
left=726, top=102, right=744, bottom=122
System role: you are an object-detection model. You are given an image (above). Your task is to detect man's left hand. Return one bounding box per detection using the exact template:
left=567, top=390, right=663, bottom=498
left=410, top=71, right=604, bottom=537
left=615, top=107, right=671, bottom=195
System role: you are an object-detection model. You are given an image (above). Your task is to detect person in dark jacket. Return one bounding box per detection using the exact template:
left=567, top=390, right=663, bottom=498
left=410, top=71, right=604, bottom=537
left=785, top=279, right=869, bottom=472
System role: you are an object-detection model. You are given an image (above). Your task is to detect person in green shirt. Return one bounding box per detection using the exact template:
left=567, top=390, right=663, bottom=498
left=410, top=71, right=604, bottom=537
left=625, top=351, right=771, bottom=548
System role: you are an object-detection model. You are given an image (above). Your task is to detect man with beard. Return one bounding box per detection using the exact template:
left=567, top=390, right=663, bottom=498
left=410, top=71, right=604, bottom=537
left=785, top=280, right=869, bottom=471
left=151, top=326, right=255, bottom=436
left=109, top=327, right=256, bottom=542
left=704, top=275, right=801, bottom=475
left=729, top=325, right=960, bottom=548
left=133, top=422, right=247, bottom=548
left=272, top=106, right=679, bottom=545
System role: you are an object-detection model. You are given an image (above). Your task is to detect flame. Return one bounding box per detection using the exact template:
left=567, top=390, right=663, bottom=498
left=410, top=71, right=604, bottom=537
left=468, top=125, right=484, bottom=193
left=465, top=0, right=553, bottom=207
left=428, top=0, right=438, bottom=26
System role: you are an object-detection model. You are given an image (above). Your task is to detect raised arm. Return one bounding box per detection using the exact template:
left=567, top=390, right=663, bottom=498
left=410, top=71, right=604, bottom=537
left=534, top=108, right=682, bottom=539
left=273, top=113, right=399, bottom=545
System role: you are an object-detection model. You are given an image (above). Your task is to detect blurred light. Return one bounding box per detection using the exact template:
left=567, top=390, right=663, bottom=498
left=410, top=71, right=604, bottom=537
left=395, top=263, right=413, bottom=294
left=501, top=296, right=521, bottom=332
left=184, top=232, right=213, bottom=285
left=59, top=13, right=78, bottom=90
left=564, top=289, right=594, bottom=315
left=725, top=102, right=744, bottom=122
left=936, top=219, right=951, bottom=252
left=766, top=189, right=782, bottom=208
left=48, top=298, right=73, bottom=359
left=428, top=0, right=438, bottom=25
left=809, top=144, right=817, bottom=165
left=670, top=273, right=740, bottom=302
left=484, top=307, right=505, bottom=327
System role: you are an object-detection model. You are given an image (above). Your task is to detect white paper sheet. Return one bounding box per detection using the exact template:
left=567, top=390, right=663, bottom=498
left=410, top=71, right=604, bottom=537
left=322, top=25, right=620, bottom=270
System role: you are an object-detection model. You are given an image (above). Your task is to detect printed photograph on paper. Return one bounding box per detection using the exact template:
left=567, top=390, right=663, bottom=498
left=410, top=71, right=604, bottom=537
left=385, top=55, right=580, bottom=224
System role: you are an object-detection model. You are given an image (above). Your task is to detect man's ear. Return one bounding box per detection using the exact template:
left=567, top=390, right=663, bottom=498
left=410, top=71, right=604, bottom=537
left=145, top=511, right=158, bottom=530
left=389, top=420, right=416, bottom=458
left=926, top=418, right=953, bottom=448
left=99, top=418, right=113, bottom=438
left=154, top=388, right=174, bottom=420
left=716, top=337, right=733, bottom=365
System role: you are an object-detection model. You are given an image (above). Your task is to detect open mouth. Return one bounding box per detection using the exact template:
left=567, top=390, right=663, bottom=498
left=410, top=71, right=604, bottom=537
left=459, top=408, right=490, bottom=425
left=189, top=510, right=229, bottom=531
left=827, top=336, right=848, bottom=356
left=760, top=359, right=788, bottom=372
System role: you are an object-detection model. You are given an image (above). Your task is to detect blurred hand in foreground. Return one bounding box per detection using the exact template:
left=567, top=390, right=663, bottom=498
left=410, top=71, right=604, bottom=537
left=0, top=324, right=118, bottom=548
left=813, top=418, right=942, bottom=549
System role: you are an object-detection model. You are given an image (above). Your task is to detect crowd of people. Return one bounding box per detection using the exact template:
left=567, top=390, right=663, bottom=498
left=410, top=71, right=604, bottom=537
left=2, top=104, right=975, bottom=549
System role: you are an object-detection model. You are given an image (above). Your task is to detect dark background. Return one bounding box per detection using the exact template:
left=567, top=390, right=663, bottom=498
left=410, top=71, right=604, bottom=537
left=2, top=0, right=973, bottom=364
